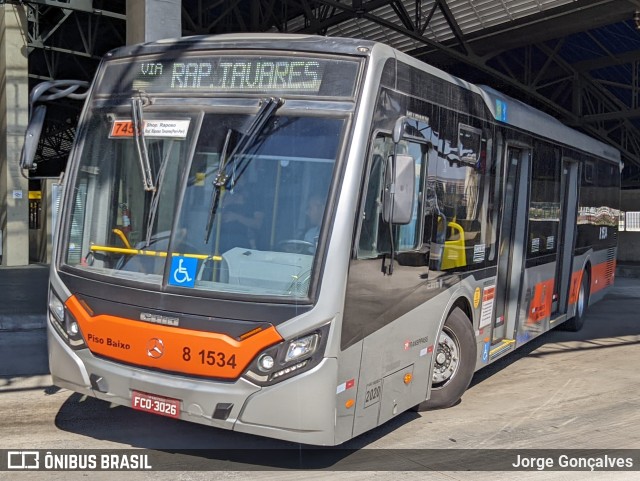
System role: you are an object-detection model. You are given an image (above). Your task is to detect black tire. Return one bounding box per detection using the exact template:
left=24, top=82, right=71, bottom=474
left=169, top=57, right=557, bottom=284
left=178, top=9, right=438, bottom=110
left=414, top=307, right=476, bottom=411
left=562, top=270, right=590, bottom=332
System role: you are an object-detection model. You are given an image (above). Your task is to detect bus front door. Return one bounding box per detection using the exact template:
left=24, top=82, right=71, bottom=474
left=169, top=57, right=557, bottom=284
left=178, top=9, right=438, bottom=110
left=491, top=146, right=530, bottom=353
left=552, top=159, right=579, bottom=316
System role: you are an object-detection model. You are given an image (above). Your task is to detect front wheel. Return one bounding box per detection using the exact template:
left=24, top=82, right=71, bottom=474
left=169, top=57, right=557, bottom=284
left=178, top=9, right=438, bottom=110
left=414, top=307, right=476, bottom=411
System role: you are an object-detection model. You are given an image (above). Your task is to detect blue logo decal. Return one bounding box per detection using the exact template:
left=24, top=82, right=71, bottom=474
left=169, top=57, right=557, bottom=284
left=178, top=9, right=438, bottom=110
left=482, top=341, right=490, bottom=363
left=496, top=99, right=508, bottom=122
left=169, top=256, right=197, bottom=288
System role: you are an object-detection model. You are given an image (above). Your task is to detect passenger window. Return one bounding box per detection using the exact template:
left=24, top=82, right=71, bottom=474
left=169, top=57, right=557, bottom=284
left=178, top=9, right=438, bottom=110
left=528, top=144, right=561, bottom=258
left=430, top=122, right=495, bottom=271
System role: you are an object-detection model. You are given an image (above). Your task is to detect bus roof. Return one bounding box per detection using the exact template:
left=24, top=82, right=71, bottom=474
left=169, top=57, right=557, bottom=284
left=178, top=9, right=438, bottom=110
left=107, top=33, right=377, bottom=59
left=477, top=84, right=621, bottom=164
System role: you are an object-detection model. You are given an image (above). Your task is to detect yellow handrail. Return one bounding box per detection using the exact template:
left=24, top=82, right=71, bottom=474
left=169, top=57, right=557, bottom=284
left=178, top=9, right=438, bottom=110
left=111, top=228, right=132, bottom=249
left=441, top=221, right=467, bottom=270
left=89, top=244, right=222, bottom=262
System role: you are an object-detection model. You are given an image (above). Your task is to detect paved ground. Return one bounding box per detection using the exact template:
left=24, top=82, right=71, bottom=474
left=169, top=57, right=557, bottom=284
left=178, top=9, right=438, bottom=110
left=0, top=264, right=48, bottom=330
left=0, top=271, right=639, bottom=480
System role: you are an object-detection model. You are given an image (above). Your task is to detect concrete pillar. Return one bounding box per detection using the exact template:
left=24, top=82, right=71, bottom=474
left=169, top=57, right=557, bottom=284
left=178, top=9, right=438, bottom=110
left=0, top=4, right=29, bottom=266
left=126, top=0, right=182, bottom=45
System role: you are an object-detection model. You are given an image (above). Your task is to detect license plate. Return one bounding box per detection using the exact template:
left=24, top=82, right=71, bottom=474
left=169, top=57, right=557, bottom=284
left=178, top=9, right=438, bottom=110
left=131, top=390, right=180, bottom=419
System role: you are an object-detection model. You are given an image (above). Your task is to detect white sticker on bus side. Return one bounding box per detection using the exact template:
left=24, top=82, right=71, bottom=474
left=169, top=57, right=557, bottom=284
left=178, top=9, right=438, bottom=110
left=479, top=285, right=496, bottom=329
left=473, top=244, right=486, bottom=263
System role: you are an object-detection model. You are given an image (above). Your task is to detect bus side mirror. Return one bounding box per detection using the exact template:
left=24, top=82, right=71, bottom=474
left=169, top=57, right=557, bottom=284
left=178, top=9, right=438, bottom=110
left=20, top=104, right=47, bottom=170
left=382, top=153, right=415, bottom=225
left=392, top=116, right=406, bottom=144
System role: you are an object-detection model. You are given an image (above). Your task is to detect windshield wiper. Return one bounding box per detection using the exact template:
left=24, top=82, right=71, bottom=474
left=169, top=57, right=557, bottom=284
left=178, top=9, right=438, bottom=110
left=203, top=129, right=233, bottom=245
left=144, top=140, right=175, bottom=248
left=204, top=97, right=283, bottom=244
left=131, top=96, right=155, bottom=191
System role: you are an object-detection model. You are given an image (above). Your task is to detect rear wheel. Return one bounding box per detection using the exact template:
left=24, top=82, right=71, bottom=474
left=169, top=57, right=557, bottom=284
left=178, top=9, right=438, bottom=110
left=414, top=307, right=476, bottom=411
left=563, top=270, right=590, bottom=332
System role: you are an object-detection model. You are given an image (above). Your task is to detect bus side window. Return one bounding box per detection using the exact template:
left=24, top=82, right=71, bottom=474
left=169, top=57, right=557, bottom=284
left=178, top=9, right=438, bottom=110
left=358, top=152, right=385, bottom=257
left=430, top=122, right=495, bottom=271
left=358, top=135, right=426, bottom=260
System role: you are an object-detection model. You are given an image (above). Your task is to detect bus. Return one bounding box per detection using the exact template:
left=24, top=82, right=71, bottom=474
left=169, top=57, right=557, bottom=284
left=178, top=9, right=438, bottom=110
left=41, top=33, right=620, bottom=445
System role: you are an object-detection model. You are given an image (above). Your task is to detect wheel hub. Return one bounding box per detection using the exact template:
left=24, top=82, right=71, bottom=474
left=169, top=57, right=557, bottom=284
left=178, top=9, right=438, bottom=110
left=432, top=330, right=460, bottom=385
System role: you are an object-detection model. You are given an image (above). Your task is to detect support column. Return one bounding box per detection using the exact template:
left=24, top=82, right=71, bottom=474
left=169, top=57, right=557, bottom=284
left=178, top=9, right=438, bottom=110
left=126, top=0, right=182, bottom=45
left=0, top=4, right=29, bottom=266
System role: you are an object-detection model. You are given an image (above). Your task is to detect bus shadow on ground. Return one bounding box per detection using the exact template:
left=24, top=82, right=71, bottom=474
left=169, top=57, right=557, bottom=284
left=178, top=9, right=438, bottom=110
left=54, top=390, right=420, bottom=449
left=53, top=390, right=424, bottom=470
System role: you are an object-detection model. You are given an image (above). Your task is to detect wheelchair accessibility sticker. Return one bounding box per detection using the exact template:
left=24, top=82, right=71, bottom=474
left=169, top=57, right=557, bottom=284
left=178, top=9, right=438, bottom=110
left=482, top=340, right=490, bottom=363
left=169, top=256, right=197, bottom=288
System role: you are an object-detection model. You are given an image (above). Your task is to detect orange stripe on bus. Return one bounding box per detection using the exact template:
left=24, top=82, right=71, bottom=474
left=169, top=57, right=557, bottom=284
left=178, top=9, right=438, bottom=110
left=65, top=295, right=283, bottom=379
left=591, top=258, right=616, bottom=294
left=568, top=271, right=582, bottom=305
left=528, top=279, right=554, bottom=324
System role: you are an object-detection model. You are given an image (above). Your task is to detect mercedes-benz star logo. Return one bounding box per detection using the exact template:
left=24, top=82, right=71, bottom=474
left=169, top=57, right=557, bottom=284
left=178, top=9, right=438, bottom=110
left=147, top=338, right=165, bottom=359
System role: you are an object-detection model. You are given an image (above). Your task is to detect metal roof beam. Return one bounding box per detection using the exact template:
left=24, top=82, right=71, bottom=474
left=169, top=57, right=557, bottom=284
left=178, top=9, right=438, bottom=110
left=407, top=0, right=632, bottom=62
left=534, top=42, right=640, bottom=161
left=29, top=41, right=101, bottom=59
left=37, top=7, right=71, bottom=43
left=419, top=0, right=439, bottom=36
left=583, top=109, right=640, bottom=122
left=206, top=0, right=243, bottom=31
left=390, top=0, right=415, bottom=32
left=18, top=0, right=126, bottom=20
left=435, top=0, right=469, bottom=55
left=531, top=39, right=565, bottom=89
left=298, top=0, right=323, bottom=32
left=572, top=49, right=640, bottom=72
left=297, top=0, right=398, bottom=34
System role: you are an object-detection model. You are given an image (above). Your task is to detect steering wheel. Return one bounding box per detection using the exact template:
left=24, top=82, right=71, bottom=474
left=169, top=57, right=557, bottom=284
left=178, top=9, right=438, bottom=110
left=277, top=239, right=316, bottom=254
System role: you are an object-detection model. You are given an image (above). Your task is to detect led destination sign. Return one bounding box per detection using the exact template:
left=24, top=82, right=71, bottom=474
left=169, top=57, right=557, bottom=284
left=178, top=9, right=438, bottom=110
left=100, top=55, right=360, bottom=98
left=137, top=59, right=322, bottom=91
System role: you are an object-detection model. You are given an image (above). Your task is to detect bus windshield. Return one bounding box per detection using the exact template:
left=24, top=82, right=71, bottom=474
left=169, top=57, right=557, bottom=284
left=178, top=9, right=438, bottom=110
left=63, top=102, right=345, bottom=300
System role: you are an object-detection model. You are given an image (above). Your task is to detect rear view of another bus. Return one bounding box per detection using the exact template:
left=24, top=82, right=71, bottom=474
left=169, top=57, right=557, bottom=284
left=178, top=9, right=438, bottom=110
left=47, top=34, right=370, bottom=445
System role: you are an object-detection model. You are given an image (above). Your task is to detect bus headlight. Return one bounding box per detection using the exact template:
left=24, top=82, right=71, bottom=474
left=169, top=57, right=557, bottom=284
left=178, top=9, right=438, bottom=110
left=68, top=320, right=79, bottom=335
left=257, top=354, right=275, bottom=372
left=49, top=294, right=65, bottom=323
left=243, top=324, right=330, bottom=386
left=49, top=290, right=86, bottom=350
left=285, top=333, right=318, bottom=362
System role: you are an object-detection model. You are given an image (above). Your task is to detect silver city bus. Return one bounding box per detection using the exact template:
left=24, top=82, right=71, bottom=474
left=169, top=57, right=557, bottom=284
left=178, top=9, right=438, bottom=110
left=41, top=34, right=620, bottom=445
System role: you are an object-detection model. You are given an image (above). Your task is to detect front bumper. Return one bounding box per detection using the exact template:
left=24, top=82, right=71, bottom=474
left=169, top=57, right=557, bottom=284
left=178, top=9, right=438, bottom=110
left=48, top=323, right=339, bottom=445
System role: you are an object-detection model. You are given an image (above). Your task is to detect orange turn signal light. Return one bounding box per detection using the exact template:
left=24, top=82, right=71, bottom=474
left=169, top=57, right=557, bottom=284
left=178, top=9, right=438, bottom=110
left=404, top=373, right=412, bottom=385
